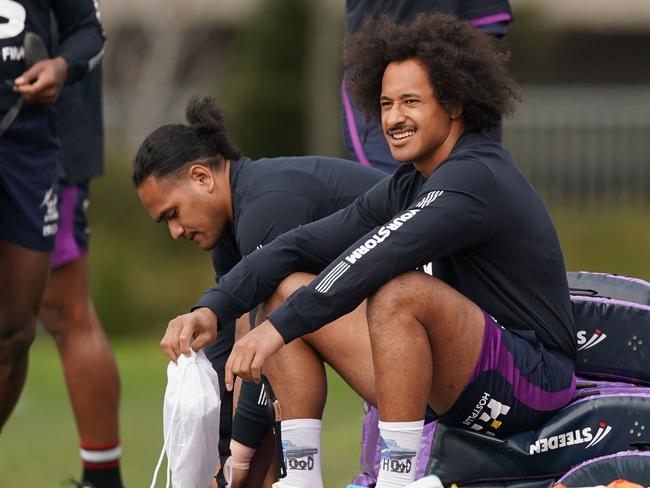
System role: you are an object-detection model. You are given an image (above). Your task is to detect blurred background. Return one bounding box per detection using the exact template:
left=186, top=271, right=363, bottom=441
left=1, top=0, right=649, bottom=486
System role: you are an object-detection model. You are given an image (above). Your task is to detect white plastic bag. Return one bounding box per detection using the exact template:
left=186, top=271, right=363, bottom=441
left=150, top=349, right=221, bottom=488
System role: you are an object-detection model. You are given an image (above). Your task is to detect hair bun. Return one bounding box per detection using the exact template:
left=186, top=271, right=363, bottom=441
left=186, top=96, right=226, bottom=134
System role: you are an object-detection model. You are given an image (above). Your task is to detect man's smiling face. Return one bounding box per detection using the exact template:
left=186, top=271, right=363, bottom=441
left=380, top=58, right=461, bottom=174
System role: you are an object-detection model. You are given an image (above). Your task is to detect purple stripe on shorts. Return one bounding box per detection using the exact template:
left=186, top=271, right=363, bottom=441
left=341, top=80, right=372, bottom=167
left=51, top=185, right=82, bottom=268
left=469, top=313, right=576, bottom=411
left=469, top=13, right=512, bottom=27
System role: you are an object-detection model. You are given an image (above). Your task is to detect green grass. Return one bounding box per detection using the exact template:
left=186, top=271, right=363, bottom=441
left=0, top=336, right=363, bottom=487
left=550, top=203, right=650, bottom=280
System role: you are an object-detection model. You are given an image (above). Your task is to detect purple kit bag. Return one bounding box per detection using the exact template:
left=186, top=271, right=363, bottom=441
left=351, top=272, right=650, bottom=486
left=568, top=272, right=650, bottom=306
left=557, top=450, right=650, bottom=486
left=351, top=381, right=639, bottom=487
left=570, top=272, right=650, bottom=384
left=424, top=388, right=650, bottom=485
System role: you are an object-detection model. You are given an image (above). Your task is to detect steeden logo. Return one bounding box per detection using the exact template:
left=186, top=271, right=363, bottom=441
left=586, top=422, right=613, bottom=449
left=529, top=422, right=612, bottom=454
left=577, top=329, right=607, bottom=351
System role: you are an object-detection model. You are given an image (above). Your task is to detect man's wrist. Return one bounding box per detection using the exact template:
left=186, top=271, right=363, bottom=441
left=52, top=56, right=69, bottom=82
left=197, top=306, right=217, bottom=322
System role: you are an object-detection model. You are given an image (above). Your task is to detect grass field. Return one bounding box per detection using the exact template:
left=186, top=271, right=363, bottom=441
left=0, top=336, right=364, bottom=488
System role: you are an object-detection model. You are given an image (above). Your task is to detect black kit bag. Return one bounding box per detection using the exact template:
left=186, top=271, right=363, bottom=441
left=419, top=273, right=650, bottom=486
left=568, top=272, right=650, bottom=306
left=459, top=479, right=556, bottom=488
left=557, top=450, right=650, bottom=486
left=569, top=272, right=650, bottom=384
left=424, top=387, right=650, bottom=486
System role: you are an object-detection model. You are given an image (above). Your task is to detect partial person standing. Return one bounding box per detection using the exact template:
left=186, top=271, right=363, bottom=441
left=0, top=0, right=105, bottom=436
left=35, top=4, right=125, bottom=486
left=342, top=0, right=513, bottom=173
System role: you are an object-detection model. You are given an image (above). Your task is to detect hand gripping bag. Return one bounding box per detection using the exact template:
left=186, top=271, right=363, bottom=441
left=150, top=349, right=221, bottom=488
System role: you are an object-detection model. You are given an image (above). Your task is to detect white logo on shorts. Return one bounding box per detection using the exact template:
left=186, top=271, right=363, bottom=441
left=463, top=392, right=511, bottom=435
left=40, top=186, right=58, bottom=237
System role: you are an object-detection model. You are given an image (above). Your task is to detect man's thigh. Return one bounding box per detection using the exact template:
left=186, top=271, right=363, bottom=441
left=439, top=313, right=576, bottom=437
left=369, top=271, right=486, bottom=414
left=0, top=240, right=51, bottom=326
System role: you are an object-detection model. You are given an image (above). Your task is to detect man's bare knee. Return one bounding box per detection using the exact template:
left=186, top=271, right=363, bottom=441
left=264, top=272, right=314, bottom=311
left=367, top=271, right=434, bottom=322
left=39, top=299, right=92, bottom=343
left=0, top=317, right=37, bottom=356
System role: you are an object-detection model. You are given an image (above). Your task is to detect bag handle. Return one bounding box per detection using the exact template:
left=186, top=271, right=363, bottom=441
left=149, top=357, right=191, bottom=488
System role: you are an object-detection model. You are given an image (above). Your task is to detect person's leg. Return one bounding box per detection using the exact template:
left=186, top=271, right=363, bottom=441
left=258, top=273, right=376, bottom=417
left=367, top=271, right=484, bottom=420
left=0, top=108, right=59, bottom=431
left=366, top=271, right=484, bottom=487
left=0, top=241, right=51, bottom=430
left=38, top=183, right=123, bottom=488
left=225, top=314, right=276, bottom=488
left=367, top=271, right=576, bottom=487
left=256, top=272, right=376, bottom=487
left=39, top=255, right=123, bottom=488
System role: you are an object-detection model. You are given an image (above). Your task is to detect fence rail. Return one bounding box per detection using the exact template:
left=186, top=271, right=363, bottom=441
left=503, top=85, right=650, bottom=204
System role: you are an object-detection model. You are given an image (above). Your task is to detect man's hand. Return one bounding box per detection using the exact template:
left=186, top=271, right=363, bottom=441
left=13, top=56, right=68, bottom=105
left=225, top=320, right=285, bottom=390
left=160, top=307, right=218, bottom=362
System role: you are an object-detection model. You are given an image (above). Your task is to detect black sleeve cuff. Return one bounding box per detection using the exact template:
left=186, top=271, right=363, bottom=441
left=192, top=289, right=242, bottom=329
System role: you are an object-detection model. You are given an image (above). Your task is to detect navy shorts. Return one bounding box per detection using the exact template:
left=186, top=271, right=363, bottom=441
left=51, top=181, right=90, bottom=268
left=0, top=109, right=59, bottom=252
left=439, top=312, right=576, bottom=438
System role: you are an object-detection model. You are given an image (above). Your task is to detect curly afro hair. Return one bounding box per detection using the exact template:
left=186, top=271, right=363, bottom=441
left=344, top=13, right=521, bottom=133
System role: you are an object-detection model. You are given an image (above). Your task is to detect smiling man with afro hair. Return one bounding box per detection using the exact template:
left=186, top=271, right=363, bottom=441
left=345, top=13, right=520, bottom=134
left=163, top=14, right=577, bottom=488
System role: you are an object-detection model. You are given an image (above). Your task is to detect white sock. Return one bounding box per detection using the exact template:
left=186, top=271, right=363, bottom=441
left=375, top=420, right=424, bottom=488
left=280, top=418, right=323, bottom=488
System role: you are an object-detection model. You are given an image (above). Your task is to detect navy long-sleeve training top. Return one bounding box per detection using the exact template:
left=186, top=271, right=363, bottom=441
left=200, top=133, right=576, bottom=360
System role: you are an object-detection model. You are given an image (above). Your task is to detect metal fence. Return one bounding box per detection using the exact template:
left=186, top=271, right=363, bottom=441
left=503, top=85, right=650, bottom=205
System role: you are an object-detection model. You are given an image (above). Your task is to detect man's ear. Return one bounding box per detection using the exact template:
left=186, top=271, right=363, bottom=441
left=188, top=164, right=215, bottom=190
left=449, top=102, right=463, bottom=120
